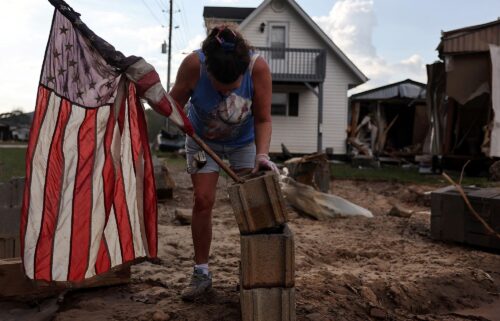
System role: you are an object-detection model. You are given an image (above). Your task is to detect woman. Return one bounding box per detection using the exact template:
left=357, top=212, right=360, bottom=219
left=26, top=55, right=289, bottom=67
left=168, top=25, right=278, bottom=301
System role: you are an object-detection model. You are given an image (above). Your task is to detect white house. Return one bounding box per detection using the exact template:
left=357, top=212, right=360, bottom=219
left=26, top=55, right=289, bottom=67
left=203, top=0, right=367, bottom=155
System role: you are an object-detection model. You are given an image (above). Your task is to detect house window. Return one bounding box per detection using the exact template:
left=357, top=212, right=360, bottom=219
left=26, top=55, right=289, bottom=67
left=271, top=92, right=299, bottom=117
left=270, top=25, right=286, bottom=59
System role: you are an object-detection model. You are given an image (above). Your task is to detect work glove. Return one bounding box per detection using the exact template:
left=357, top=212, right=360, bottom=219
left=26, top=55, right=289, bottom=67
left=252, top=153, right=279, bottom=174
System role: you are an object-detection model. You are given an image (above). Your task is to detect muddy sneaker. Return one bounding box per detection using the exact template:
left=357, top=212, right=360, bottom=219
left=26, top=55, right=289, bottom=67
left=181, top=268, right=212, bottom=301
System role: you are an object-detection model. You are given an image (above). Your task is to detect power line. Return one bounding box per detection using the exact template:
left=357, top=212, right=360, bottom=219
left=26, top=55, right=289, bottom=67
left=140, top=0, right=164, bottom=26
left=152, top=0, right=167, bottom=12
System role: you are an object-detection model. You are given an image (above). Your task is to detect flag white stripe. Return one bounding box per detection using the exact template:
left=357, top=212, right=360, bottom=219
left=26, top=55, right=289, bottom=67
left=24, top=92, right=61, bottom=278
left=51, top=105, right=86, bottom=281
left=121, top=100, right=146, bottom=258
left=85, top=106, right=111, bottom=278
left=104, top=207, right=122, bottom=267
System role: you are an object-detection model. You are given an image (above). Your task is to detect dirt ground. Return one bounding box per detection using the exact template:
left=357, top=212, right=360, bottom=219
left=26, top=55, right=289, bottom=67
left=2, top=159, right=500, bottom=321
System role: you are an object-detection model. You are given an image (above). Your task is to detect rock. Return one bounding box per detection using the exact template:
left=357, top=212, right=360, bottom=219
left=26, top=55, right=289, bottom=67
left=174, top=208, right=192, bottom=225
left=387, top=205, right=413, bottom=218
left=359, top=286, right=378, bottom=305
left=369, top=307, right=387, bottom=319
left=152, top=310, right=170, bottom=321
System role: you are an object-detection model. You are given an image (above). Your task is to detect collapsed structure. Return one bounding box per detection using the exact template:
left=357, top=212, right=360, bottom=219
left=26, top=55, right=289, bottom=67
left=426, top=19, right=500, bottom=170
left=348, top=79, right=428, bottom=158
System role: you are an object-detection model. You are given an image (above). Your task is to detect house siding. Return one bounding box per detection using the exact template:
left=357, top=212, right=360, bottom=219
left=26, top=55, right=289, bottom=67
left=236, top=2, right=360, bottom=154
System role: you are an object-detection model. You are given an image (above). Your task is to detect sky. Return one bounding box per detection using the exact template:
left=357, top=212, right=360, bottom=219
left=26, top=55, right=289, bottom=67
left=1, top=0, right=500, bottom=114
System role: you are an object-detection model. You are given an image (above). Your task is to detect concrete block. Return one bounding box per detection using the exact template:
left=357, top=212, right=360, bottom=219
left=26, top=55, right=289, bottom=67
left=240, top=224, right=294, bottom=289
left=228, top=171, right=287, bottom=234
left=240, top=287, right=296, bottom=321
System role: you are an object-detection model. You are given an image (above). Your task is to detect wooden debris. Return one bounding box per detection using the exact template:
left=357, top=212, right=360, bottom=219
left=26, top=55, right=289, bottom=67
left=280, top=177, right=372, bottom=220
left=284, top=153, right=330, bottom=193
left=153, top=157, right=176, bottom=201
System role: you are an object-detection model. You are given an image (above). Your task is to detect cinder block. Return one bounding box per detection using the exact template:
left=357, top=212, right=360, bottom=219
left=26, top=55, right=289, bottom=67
left=228, top=171, right=287, bottom=234
left=240, top=287, right=296, bottom=321
left=240, top=224, right=294, bottom=289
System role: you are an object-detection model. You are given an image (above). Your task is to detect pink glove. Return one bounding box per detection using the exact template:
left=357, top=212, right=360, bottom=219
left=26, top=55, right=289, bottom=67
left=252, top=154, right=279, bottom=174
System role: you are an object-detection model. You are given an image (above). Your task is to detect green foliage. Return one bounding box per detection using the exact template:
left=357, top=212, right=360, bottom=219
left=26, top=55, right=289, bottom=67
left=330, top=163, right=492, bottom=187
left=0, top=147, right=26, bottom=182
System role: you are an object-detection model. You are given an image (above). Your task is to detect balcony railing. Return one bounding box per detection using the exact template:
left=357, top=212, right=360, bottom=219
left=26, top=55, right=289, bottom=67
left=255, top=47, right=326, bottom=83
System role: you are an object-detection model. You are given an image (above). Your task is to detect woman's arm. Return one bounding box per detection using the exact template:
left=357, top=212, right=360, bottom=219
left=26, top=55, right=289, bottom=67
left=251, top=56, right=273, bottom=155
left=168, top=52, right=200, bottom=107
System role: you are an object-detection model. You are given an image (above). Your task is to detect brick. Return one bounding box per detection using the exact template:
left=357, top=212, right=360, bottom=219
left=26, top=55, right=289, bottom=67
left=240, top=287, right=295, bottom=321
left=228, top=171, right=287, bottom=234
left=240, top=224, right=294, bottom=289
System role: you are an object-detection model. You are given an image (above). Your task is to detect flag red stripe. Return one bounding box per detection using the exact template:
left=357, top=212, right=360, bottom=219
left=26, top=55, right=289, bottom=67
left=127, top=84, right=141, bottom=168
left=95, top=107, right=116, bottom=273
left=34, top=99, right=72, bottom=281
left=113, top=168, right=136, bottom=262
left=68, top=108, right=97, bottom=281
left=135, top=70, right=160, bottom=96
left=21, top=87, right=51, bottom=261
left=95, top=238, right=111, bottom=274
left=137, top=96, right=158, bottom=257
left=113, top=100, right=135, bottom=262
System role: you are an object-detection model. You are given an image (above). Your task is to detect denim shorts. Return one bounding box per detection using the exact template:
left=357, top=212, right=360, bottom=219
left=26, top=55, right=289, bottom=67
left=185, top=136, right=256, bottom=174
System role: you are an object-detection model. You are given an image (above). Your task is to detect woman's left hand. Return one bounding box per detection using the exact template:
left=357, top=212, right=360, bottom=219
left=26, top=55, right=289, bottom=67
left=252, top=154, right=279, bottom=174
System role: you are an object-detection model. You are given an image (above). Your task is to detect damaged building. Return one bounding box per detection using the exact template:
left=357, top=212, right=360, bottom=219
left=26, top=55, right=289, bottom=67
left=426, top=19, right=500, bottom=171
left=348, top=79, right=428, bottom=159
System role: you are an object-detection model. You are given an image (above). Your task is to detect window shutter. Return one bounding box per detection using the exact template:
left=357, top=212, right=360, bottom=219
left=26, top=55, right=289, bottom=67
left=288, top=93, right=299, bottom=116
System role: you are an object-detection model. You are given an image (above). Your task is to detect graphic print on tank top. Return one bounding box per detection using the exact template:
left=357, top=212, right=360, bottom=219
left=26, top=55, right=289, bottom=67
left=204, top=93, right=252, bottom=140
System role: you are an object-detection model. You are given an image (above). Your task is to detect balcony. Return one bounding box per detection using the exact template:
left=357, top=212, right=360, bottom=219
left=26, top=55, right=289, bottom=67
left=255, top=47, right=326, bottom=84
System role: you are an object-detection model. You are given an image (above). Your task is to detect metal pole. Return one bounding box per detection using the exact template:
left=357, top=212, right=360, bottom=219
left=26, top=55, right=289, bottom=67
left=167, top=0, right=173, bottom=93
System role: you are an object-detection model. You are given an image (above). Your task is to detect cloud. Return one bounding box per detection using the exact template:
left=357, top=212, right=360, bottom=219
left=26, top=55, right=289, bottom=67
left=313, top=0, right=426, bottom=93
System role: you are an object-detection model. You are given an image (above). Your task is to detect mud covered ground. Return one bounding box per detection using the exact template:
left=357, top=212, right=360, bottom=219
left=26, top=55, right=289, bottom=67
left=2, top=159, right=499, bottom=321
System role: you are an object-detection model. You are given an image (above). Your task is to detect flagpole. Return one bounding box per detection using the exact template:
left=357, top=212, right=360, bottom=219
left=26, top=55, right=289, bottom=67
left=165, top=0, right=173, bottom=132
left=167, top=0, right=173, bottom=93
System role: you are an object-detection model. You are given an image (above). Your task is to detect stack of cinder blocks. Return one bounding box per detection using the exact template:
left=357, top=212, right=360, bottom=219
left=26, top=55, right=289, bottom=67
left=228, top=171, right=295, bottom=321
left=0, top=177, right=24, bottom=259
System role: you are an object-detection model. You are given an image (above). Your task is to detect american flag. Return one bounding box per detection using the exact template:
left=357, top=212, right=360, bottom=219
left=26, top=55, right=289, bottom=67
left=21, top=0, right=192, bottom=282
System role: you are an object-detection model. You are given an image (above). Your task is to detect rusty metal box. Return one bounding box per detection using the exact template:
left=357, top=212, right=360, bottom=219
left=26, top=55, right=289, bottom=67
left=431, top=186, right=500, bottom=250
left=240, top=224, right=294, bottom=289
left=240, top=287, right=296, bottom=321
left=228, top=171, right=287, bottom=234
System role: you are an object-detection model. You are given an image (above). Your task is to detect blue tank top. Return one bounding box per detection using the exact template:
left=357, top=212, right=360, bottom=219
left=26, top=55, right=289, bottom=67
left=187, top=50, right=257, bottom=147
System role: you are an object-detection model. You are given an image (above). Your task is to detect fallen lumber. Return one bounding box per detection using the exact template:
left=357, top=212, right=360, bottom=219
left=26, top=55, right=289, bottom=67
left=280, top=177, right=373, bottom=220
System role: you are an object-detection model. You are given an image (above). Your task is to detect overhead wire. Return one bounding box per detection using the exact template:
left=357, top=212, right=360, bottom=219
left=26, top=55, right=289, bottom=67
left=139, top=0, right=164, bottom=26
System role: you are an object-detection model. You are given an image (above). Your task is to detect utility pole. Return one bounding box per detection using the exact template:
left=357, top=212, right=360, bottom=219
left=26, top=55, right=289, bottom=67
left=167, top=0, right=173, bottom=93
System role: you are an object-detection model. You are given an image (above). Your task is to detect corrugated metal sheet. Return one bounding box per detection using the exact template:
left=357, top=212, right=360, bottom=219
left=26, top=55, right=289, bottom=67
left=350, top=79, right=426, bottom=101
left=439, top=19, right=500, bottom=54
